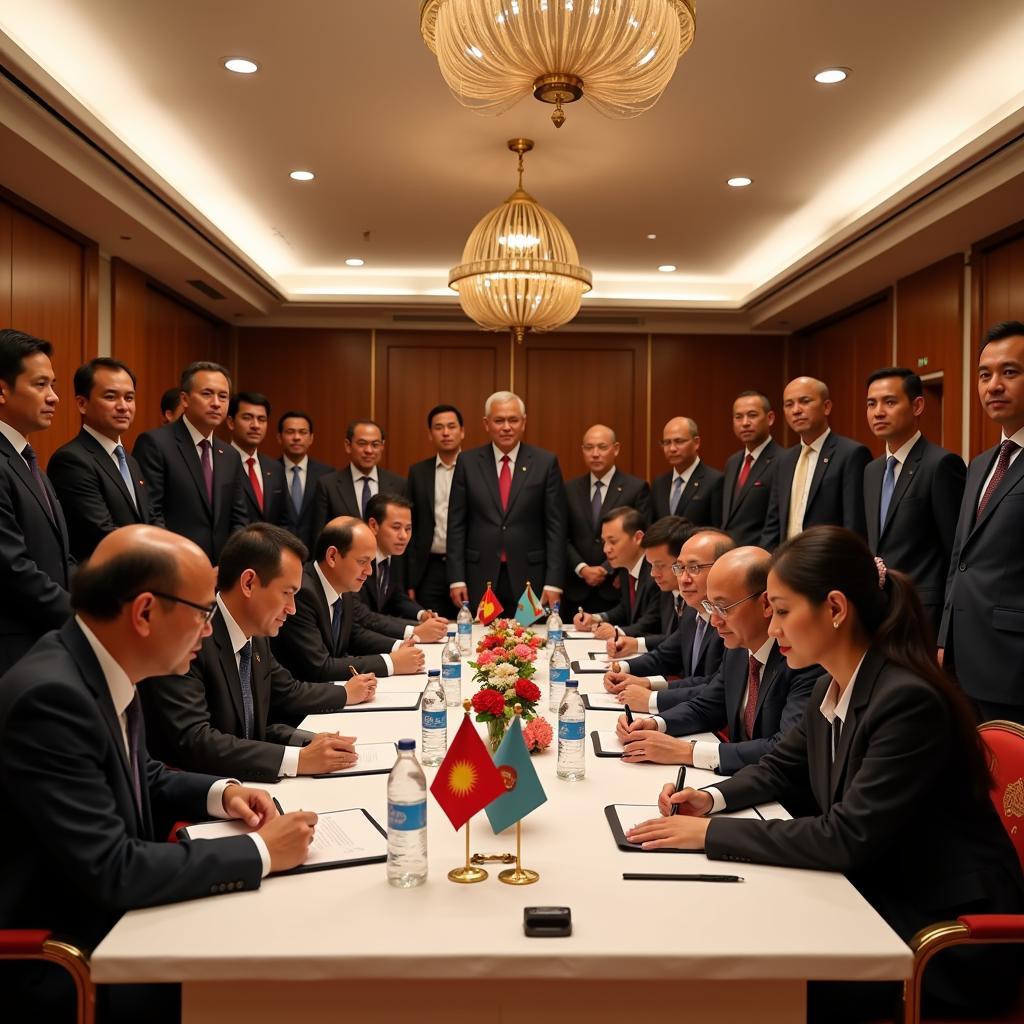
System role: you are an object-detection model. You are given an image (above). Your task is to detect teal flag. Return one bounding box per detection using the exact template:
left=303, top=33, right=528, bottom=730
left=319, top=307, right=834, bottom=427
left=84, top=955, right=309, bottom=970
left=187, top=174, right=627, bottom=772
left=485, top=715, right=547, bottom=834
left=514, top=582, right=544, bottom=626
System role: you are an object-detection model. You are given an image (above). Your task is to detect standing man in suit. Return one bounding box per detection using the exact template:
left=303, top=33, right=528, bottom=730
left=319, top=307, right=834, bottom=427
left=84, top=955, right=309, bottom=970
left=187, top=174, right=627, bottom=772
left=134, top=361, right=249, bottom=563
left=141, top=524, right=371, bottom=783
left=276, top=410, right=333, bottom=550
left=721, top=391, right=781, bottom=546
left=405, top=404, right=464, bottom=613
left=761, top=376, right=871, bottom=549
left=941, top=321, right=1024, bottom=725
left=447, top=391, right=568, bottom=612
left=227, top=391, right=289, bottom=528
left=312, top=419, right=405, bottom=539
left=49, top=357, right=151, bottom=562
left=160, top=386, right=183, bottom=423
left=650, top=416, right=724, bottom=526
left=864, top=368, right=965, bottom=636
left=0, top=329, right=72, bottom=675
left=565, top=423, right=652, bottom=613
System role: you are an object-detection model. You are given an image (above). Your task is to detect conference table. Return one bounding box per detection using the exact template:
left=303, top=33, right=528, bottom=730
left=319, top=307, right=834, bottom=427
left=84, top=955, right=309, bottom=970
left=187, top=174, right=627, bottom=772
left=92, top=627, right=911, bottom=1023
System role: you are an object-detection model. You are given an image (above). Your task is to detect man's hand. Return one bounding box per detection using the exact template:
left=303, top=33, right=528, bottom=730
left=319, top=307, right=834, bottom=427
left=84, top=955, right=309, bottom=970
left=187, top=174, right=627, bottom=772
left=606, top=635, right=638, bottom=657
left=604, top=669, right=648, bottom=694
left=414, top=615, right=448, bottom=642
left=222, top=784, right=279, bottom=828
left=615, top=713, right=657, bottom=743
left=391, top=638, right=425, bottom=674
left=657, top=783, right=714, bottom=817
left=580, top=566, right=607, bottom=587
left=345, top=673, right=377, bottom=705
left=541, top=588, right=561, bottom=610
left=573, top=610, right=595, bottom=630
left=937, top=647, right=944, bottom=667
left=592, top=622, right=615, bottom=641
left=259, top=811, right=318, bottom=872
left=450, top=585, right=469, bottom=607
left=618, top=684, right=657, bottom=712
left=297, top=733, right=359, bottom=775
left=625, top=810, right=711, bottom=851
left=622, top=732, right=693, bottom=765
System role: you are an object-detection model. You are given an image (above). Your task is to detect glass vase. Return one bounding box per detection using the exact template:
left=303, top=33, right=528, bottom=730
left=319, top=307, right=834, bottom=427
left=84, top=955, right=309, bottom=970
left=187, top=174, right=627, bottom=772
left=486, top=717, right=507, bottom=753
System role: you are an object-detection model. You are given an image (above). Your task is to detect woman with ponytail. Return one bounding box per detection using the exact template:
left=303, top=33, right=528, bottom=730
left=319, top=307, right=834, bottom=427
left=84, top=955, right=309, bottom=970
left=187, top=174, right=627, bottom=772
left=627, top=526, right=1024, bottom=1017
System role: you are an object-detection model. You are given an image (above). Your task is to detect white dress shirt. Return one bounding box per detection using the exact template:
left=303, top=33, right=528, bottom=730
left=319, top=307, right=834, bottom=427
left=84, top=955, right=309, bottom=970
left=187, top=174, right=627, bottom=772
left=788, top=428, right=830, bottom=538
left=350, top=463, right=379, bottom=498
left=0, top=418, right=30, bottom=456
left=884, top=430, right=921, bottom=485
left=575, top=468, right=616, bottom=577
left=978, top=424, right=1024, bottom=504
left=670, top=458, right=700, bottom=500
left=745, top=437, right=772, bottom=463
left=430, top=454, right=459, bottom=554
left=82, top=423, right=127, bottom=467
left=181, top=415, right=215, bottom=449
left=314, top=561, right=398, bottom=675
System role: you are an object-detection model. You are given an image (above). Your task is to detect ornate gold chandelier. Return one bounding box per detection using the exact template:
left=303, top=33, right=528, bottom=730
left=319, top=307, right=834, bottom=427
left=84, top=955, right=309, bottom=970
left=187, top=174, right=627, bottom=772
left=421, top=0, right=697, bottom=128
left=449, top=138, right=591, bottom=343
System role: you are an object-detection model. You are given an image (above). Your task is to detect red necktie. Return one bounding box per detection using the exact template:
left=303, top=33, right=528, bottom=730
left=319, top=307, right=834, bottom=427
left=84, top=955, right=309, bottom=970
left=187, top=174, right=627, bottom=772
left=976, top=439, right=1019, bottom=521
left=743, top=654, right=760, bottom=739
left=735, top=452, right=754, bottom=492
left=499, top=455, right=512, bottom=511
left=246, top=457, right=264, bottom=513
left=628, top=573, right=636, bottom=612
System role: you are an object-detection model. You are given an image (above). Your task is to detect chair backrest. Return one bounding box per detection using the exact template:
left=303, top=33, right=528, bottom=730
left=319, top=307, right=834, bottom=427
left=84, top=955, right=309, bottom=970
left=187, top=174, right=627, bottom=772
left=979, top=719, right=1024, bottom=869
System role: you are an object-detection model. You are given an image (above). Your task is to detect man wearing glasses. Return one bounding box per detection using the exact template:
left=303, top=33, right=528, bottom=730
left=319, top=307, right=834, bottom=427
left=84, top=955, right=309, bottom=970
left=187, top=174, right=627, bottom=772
left=650, top=416, right=724, bottom=526
left=615, top=546, right=818, bottom=775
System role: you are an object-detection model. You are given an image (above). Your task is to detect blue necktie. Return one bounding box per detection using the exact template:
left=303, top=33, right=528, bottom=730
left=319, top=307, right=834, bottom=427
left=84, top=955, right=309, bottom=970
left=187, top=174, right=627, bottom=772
left=331, top=597, right=343, bottom=653
left=690, top=615, right=707, bottom=674
left=360, top=475, right=372, bottom=517
left=879, top=455, right=897, bottom=532
left=238, top=640, right=255, bottom=740
left=114, top=444, right=137, bottom=509
left=670, top=474, right=683, bottom=515
left=591, top=479, right=603, bottom=530
left=290, top=465, right=303, bottom=512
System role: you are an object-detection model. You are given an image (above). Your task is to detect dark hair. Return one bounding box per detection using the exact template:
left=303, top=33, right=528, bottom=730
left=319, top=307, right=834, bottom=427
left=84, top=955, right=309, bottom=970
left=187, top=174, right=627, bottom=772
left=426, top=403, right=464, bottom=428
left=687, top=527, right=736, bottom=560
left=365, top=491, right=413, bottom=525
left=346, top=418, right=385, bottom=442
left=315, top=519, right=359, bottom=562
left=71, top=548, right=180, bottom=621
left=735, top=389, right=772, bottom=413
left=217, top=523, right=307, bottom=592
left=0, top=329, right=53, bottom=390
left=641, top=515, right=693, bottom=556
left=601, top=506, right=646, bottom=535
left=983, top=320, right=1024, bottom=350
left=770, top=526, right=991, bottom=801
left=278, top=410, right=313, bottom=434
left=866, top=366, right=922, bottom=402
left=180, top=361, right=232, bottom=393
left=160, top=387, right=182, bottom=416
left=229, top=391, right=271, bottom=419
left=73, top=358, right=137, bottom=399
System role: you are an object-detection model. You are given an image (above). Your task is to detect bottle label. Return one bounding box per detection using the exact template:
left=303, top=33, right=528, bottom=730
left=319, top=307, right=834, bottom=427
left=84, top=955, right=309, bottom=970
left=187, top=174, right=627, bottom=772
left=442, top=664, right=461, bottom=681
left=458, top=622, right=472, bottom=635
left=422, top=710, right=447, bottom=730
left=389, top=800, right=427, bottom=831
left=550, top=666, right=569, bottom=684
left=558, top=720, right=586, bottom=742
left=549, top=629, right=563, bottom=644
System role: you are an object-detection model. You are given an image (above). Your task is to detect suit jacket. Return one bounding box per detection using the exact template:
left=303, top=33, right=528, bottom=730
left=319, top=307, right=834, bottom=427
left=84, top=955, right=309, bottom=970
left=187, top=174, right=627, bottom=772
left=864, top=436, right=965, bottom=614
left=359, top=555, right=423, bottom=623
left=237, top=451, right=289, bottom=529
left=133, top=418, right=249, bottom=563
left=650, top=461, right=724, bottom=526
left=939, top=440, right=1024, bottom=703
left=760, top=432, right=871, bottom=549
left=602, top=560, right=662, bottom=637
left=720, top=440, right=781, bottom=547
left=446, top=442, right=568, bottom=603
left=140, top=608, right=348, bottom=783
left=628, top=606, right=726, bottom=702
left=0, top=431, right=72, bottom=675
left=311, top=465, right=406, bottom=541
left=280, top=456, right=334, bottom=551
left=564, top=469, right=652, bottom=605
left=48, top=428, right=151, bottom=561
left=659, top=641, right=819, bottom=774
left=0, top=621, right=261, bottom=949
left=271, top=563, right=397, bottom=680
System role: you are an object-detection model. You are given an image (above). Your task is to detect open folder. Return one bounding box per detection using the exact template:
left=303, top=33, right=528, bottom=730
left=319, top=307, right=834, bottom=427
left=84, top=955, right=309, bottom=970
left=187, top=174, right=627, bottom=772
left=341, top=691, right=423, bottom=712
left=179, top=807, right=387, bottom=874
left=312, top=741, right=396, bottom=779
left=605, top=803, right=764, bottom=853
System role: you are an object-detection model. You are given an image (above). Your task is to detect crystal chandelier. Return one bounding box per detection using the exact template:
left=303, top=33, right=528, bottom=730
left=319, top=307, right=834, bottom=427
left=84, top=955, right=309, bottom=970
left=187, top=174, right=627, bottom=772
left=449, top=138, right=591, bottom=343
left=421, top=0, right=696, bottom=128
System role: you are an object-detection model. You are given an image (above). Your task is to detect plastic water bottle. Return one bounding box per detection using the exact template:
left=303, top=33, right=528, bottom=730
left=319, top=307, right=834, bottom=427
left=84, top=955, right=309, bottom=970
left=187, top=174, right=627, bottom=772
left=457, top=601, right=473, bottom=656
left=441, top=629, right=461, bottom=707
left=420, top=670, right=447, bottom=767
left=548, top=640, right=570, bottom=713
left=546, top=601, right=563, bottom=648
left=387, top=739, right=428, bottom=888
left=556, top=680, right=586, bottom=781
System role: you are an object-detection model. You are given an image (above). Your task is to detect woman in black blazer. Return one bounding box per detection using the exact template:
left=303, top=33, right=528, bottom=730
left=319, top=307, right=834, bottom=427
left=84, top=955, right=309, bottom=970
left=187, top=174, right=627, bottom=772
left=628, top=526, right=1024, bottom=1018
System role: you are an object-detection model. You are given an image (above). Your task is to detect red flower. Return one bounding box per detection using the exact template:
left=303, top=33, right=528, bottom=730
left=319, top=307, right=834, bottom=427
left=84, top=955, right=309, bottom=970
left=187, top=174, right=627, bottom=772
left=514, top=679, right=541, bottom=703
left=472, top=689, right=506, bottom=716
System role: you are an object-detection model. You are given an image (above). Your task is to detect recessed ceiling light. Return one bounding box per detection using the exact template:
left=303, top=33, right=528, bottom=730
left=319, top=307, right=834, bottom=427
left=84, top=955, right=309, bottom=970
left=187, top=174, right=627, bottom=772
left=345, top=258, right=365, bottom=267
left=224, top=58, right=259, bottom=74
left=727, top=176, right=753, bottom=188
left=657, top=264, right=676, bottom=273
left=289, top=170, right=315, bottom=181
left=814, top=67, right=849, bottom=84
left=646, top=233, right=657, bottom=240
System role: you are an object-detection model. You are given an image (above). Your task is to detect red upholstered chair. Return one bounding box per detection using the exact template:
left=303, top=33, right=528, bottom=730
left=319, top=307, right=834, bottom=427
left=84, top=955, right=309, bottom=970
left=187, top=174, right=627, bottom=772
left=902, top=720, right=1024, bottom=1024
left=0, top=929, right=95, bottom=1023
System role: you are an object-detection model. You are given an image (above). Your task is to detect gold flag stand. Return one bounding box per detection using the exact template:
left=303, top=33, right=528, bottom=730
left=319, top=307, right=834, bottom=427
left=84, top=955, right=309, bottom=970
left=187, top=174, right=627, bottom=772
left=448, top=817, right=488, bottom=884
left=498, top=819, right=539, bottom=885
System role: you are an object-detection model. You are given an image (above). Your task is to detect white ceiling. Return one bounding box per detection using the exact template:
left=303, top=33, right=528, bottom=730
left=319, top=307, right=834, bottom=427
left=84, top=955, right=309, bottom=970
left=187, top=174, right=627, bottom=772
left=2, top=0, right=1024, bottom=323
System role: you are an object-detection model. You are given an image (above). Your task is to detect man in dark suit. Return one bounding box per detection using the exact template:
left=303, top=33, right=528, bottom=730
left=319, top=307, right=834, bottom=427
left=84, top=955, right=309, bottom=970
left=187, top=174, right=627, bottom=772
left=616, top=547, right=818, bottom=774
left=565, top=423, right=652, bottom=613
left=160, top=386, right=183, bottom=423
left=312, top=419, right=405, bottom=540
left=721, top=391, right=782, bottom=546
left=0, top=329, right=72, bottom=675
left=761, top=376, right=871, bottom=549
left=606, top=526, right=733, bottom=712
left=864, top=368, right=965, bottom=635
left=49, top=357, right=151, bottom=562
left=650, top=416, right=724, bottom=525
left=447, top=391, right=567, bottom=612
left=226, top=391, right=289, bottom=528
left=0, top=525, right=314, bottom=1016
left=941, top=322, right=1024, bottom=724
left=276, top=410, right=333, bottom=550
left=133, top=361, right=249, bottom=563
left=405, top=403, right=464, bottom=613
left=273, top=517, right=427, bottom=681
left=141, top=524, right=373, bottom=783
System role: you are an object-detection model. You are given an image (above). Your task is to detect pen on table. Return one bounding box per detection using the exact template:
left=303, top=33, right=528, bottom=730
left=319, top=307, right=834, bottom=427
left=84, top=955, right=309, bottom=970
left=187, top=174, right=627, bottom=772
left=577, top=606, right=585, bottom=623
left=622, top=873, right=744, bottom=883
left=669, top=765, right=687, bottom=816
left=624, top=704, right=634, bottom=726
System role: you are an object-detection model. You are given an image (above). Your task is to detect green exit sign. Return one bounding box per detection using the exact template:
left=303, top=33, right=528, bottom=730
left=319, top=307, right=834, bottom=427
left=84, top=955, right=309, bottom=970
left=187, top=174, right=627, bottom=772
left=917, top=357, right=929, bottom=368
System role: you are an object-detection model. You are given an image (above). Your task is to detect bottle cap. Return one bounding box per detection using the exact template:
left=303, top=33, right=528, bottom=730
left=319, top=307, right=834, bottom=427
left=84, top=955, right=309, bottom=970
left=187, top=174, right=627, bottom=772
left=397, top=738, right=416, bottom=751
left=447, top=629, right=456, bottom=636
left=428, top=668, right=440, bottom=676
left=566, top=679, right=579, bottom=688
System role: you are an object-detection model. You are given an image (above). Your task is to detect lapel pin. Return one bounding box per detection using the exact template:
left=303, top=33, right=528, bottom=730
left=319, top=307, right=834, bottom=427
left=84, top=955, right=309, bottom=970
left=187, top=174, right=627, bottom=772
left=254, top=653, right=261, bottom=663
left=217, top=449, right=224, bottom=455
left=823, top=457, right=830, bottom=465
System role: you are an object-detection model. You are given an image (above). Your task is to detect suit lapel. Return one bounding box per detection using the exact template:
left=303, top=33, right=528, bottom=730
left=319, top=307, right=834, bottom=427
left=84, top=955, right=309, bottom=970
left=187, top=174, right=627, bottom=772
left=733, top=443, right=777, bottom=513
left=864, top=457, right=883, bottom=548
left=829, top=648, right=885, bottom=801
left=80, top=430, right=140, bottom=513
left=0, top=435, right=61, bottom=536
left=604, top=470, right=627, bottom=513
left=776, top=449, right=796, bottom=531
left=969, top=443, right=1024, bottom=537
left=211, top=612, right=247, bottom=728
left=478, top=446, right=504, bottom=517
left=752, top=642, right=783, bottom=724
left=504, top=446, right=531, bottom=517
left=250, top=638, right=270, bottom=739
left=679, top=462, right=703, bottom=509
left=306, top=567, right=335, bottom=650
left=173, top=420, right=213, bottom=516
left=880, top=438, right=925, bottom=539
left=805, top=433, right=837, bottom=512
left=722, top=455, right=738, bottom=522
left=339, top=469, right=359, bottom=517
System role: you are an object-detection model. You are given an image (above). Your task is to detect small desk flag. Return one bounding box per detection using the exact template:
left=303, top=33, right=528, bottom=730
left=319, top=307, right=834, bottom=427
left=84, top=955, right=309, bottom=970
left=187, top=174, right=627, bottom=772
left=476, top=583, right=504, bottom=626
left=485, top=715, right=548, bottom=835
left=430, top=714, right=506, bottom=830
left=514, top=582, right=545, bottom=626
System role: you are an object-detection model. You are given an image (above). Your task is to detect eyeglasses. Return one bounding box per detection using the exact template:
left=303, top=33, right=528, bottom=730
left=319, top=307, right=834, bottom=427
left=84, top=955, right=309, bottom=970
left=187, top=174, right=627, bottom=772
left=149, top=591, right=218, bottom=624
left=672, top=561, right=714, bottom=577
left=352, top=440, right=383, bottom=450
left=659, top=437, right=694, bottom=448
left=701, top=592, right=761, bottom=619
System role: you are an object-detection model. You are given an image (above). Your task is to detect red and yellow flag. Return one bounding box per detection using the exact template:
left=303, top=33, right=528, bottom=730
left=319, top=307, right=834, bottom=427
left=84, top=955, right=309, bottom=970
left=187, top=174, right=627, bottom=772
left=430, top=714, right=506, bottom=830
left=476, top=582, right=504, bottom=626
